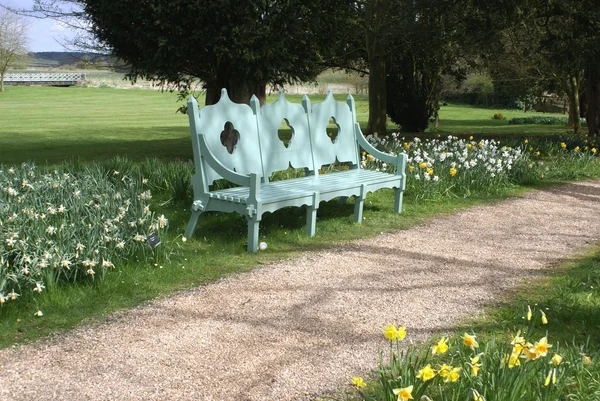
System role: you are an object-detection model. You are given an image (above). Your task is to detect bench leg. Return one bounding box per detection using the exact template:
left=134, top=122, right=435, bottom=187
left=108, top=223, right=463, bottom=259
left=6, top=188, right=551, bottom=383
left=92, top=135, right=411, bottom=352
left=394, top=188, right=403, bottom=213
left=306, top=191, right=320, bottom=237
left=306, top=206, right=318, bottom=237
left=184, top=210, right=202, bottom=238
left=247, top=216, right=261, bottom=253
left=354, top=184, right=367, bottom=223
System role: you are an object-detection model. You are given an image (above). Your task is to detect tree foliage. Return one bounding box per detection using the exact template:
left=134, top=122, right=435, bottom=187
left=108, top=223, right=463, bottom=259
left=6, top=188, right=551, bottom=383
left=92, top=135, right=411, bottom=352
left=384, top=0, right=472, bottom=132
left=0, top=9, right=29, bottom=92
left=83, top=0, right=357, bottom=105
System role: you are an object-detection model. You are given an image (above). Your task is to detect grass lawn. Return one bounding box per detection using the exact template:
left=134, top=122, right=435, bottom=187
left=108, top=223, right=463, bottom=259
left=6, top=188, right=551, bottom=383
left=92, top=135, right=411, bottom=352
left=437, top=103, right=568, bottom=137
left=0, top=85, right=597, bottom=354
left=0, top=86, right=570, bottom=166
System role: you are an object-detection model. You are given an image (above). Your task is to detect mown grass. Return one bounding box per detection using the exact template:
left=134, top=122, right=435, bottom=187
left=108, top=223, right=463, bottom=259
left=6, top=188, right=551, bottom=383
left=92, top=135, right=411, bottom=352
left=0, top=85, right=598, bottom=353
left=436, top=104, right=567, bottom=137
left=0, top=86, right=569, bottom=166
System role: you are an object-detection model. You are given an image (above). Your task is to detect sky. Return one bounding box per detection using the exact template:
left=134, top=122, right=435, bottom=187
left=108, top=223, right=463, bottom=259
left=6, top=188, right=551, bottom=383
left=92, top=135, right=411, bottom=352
left=0, top=0, right=79, bottom=52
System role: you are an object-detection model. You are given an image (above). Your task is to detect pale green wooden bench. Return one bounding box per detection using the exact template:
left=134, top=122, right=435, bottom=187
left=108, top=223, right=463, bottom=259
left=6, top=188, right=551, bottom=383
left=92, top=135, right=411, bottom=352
left=185, top=89, right=407, bottom=252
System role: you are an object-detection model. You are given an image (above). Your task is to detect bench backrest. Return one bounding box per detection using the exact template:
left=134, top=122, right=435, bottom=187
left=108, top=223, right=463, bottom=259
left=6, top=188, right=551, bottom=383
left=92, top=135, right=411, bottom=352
left=188, top=89, right=360, bottom=184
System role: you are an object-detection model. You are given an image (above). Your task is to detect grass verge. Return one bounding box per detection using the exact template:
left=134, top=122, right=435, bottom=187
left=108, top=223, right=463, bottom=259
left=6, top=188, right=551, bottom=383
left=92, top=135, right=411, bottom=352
left=344, top=246, right=600, bottom=401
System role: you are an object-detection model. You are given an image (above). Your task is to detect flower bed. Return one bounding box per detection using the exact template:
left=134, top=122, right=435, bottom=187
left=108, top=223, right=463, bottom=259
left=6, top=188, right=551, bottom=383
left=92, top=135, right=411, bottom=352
left=0, top=163, right=170, bottom=310
left=362, top=134, right=537, bottom=199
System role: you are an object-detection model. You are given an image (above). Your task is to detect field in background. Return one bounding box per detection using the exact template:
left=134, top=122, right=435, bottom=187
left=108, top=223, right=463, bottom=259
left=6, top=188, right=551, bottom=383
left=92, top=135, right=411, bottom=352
left=0, top=85, right=567, bottom=166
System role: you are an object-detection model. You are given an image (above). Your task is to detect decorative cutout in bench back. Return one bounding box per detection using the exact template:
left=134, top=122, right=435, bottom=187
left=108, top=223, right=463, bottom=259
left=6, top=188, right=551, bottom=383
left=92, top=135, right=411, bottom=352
left=220, top=122, right=240, bottom=154
left=194, top=89, right=264, bottom=184
left=327, top=116, right=340, bottom=144
left=278, top=119, right=294, bottom=148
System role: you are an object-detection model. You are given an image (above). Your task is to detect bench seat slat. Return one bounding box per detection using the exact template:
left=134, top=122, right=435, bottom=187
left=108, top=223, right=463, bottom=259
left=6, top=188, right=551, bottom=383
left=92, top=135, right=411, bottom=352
left=208, top=169, right=402, bottom=204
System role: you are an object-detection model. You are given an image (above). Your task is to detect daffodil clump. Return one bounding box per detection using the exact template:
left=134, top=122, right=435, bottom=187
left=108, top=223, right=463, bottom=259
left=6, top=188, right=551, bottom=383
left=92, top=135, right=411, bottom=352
left=0, top=163, right=172, bottom=311
left=352, top=307, right=595, bottom=401
left=557, top=132, right=599, bottom=156
left=361, top=134, right=535, bottom=199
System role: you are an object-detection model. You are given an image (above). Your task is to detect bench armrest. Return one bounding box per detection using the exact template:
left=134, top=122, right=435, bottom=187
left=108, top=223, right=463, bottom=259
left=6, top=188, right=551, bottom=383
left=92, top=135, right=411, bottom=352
left=197, top=133, right=261, bottom=188
left=354, top=123, right=407, bottom=174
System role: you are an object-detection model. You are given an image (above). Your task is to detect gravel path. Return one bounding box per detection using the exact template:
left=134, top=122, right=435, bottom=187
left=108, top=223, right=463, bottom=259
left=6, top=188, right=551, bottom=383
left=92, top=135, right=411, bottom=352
left=2, top=181, right=600, bottom=401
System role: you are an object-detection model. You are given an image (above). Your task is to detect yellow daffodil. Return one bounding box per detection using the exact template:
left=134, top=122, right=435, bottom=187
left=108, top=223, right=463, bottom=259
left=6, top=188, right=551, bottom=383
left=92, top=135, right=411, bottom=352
left=351, top=377, right=366, bottom=388
left=396, top=326, right=407, bottom=341
left=524, top=347, right=540, bottom=361
left=445, top=367, right=461, bottom=383
left=574, top=146, right=580, bottom=152
left=550, top=353, right=562, bottom=366
left=426, top=167, right=434, bottom=175
left=469, top=136, right=474, bottom=141
left=524, top=139, right=529, bottom=144
left=535, top=151, right=540, bottom=156
left=438, top=363, right=452, bottom=378
left=581, top=353, right=592, bottom=365
left=472, top=389, right=485, bottom=401
left=471, top=353, right=484, bottom=365
left=526, top=305, right=532, bottom=321
left=432, top=337, right=449, bottom=355
left=504, top=353, right=521, bottom=368
left=408, top=165, right=415, bottom=172
left=544, top=369, right=552, bottom=387
left=471, top=362, right=481, bottom=377
left=384, top=324, right=398, bottom=341
left=529, top=146, right=534, bottom=151
left=416, top=364, right=436, bottom=382
left=462, top=333, right=479, bottom=350
left=383, top=324, right=406, bottom=341
left=541, top=311, right=548, bottom=325
left=561, top=142, right=567, bottom=149
left=393, top=385, right=414, bottom=401
left=419, top=162, right=427, bottom=169
left=592, top=148, right=597, bottom=154
left=531, top=337, right=552, bottom=358
left=511, top=332, right=525, bottom=346
left=466, top=143, right=473, bottom=150
left=449, top=167, right=457, bottom=177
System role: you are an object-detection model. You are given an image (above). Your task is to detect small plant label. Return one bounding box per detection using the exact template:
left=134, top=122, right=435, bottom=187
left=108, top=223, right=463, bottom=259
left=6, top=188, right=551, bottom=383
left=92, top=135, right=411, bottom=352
left=147, top=233, right=161, bottom=248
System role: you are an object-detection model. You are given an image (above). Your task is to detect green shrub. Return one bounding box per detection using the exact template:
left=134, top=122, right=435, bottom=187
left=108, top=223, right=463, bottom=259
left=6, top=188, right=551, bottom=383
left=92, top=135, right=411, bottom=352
left=508, top=116, right=588, bottom=127
left=492, top=113, right=506, bottom=120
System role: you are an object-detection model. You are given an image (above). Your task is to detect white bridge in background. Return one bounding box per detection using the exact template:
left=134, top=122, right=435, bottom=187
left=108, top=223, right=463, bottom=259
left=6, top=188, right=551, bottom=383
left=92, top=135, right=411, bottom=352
left=4, top=72, right=86, bottom=87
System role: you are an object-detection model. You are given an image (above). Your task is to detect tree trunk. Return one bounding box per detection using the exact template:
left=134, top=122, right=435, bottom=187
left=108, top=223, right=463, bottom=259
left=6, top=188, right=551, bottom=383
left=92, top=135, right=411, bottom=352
left=365, top=0, right=387, bottom=135
left=585, top=64, right=600, bottom=136
left=1, top=71, right=4, bottom=92
left=205, top=80, right=266, bottom=106
left=567, top=75, right=581, bottom=134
